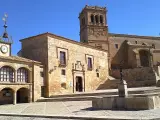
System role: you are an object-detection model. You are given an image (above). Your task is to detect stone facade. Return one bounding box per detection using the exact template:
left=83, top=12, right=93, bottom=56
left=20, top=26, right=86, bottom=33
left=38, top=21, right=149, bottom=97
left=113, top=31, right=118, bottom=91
left=20, top=33, right=108, bottom=97
left=78, top=5, right=160, bottom=89
left=109, top=34, right=160, bottom=69
left=47, top=35, right=108, bottom=96
left=1, top=5, right=160, bottom=105
left=0, top=49, right=43, bottom=104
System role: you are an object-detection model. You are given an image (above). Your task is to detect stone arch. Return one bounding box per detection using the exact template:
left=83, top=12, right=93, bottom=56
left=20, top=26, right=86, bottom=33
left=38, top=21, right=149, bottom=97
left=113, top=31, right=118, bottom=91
left=100, top=15, right=103, bottom=24
left=0, top=65, right=16, bottom=71
left=0, top=87, right=14, bottom=105
left=139, top=50, right=150, bottom=67
left=90, top=14, right=94, bottom=23
left=16, top=87, right=29, bottom=103
left=95, top=15, right=99, bottom=23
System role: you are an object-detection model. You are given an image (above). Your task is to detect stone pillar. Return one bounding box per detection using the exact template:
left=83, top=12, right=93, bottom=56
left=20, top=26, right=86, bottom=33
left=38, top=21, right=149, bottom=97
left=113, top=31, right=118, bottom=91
left=13, top=91, right=16, bottom=105
left=28, top=85, right=32, bottom=103
left=14, top=70, right=17, bottom=83
left=118, top=80, right=128, bottom=97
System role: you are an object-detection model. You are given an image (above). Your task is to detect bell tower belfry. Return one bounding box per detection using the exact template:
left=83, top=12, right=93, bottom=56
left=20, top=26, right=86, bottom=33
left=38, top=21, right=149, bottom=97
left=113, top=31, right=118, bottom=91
left=79, top=5, right=109, bottom=50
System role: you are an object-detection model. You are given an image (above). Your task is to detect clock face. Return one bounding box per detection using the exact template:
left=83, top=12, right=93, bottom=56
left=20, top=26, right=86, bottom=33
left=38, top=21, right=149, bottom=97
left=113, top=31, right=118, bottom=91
left=1, top=45, right=8, bottom=54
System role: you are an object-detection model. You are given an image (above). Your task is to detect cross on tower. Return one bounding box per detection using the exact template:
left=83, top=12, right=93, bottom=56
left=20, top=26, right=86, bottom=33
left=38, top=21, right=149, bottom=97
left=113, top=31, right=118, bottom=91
left=2, top=13, right=8, bottom=38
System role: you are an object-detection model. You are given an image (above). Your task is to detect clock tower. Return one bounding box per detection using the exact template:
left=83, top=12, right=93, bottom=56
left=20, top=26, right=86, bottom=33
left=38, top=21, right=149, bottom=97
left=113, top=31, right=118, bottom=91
left=0, top=14, right=13, bottom=57
left=79, top=5, right=109, bottom=50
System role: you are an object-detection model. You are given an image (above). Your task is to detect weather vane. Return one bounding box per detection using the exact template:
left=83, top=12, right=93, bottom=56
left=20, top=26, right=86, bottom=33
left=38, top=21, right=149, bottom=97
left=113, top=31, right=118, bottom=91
left=2, top=13, right=8, bottom=38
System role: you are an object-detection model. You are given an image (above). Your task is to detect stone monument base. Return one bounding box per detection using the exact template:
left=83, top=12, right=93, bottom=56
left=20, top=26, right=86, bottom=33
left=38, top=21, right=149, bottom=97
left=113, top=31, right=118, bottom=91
left=92, top=95, right=160, bottom=110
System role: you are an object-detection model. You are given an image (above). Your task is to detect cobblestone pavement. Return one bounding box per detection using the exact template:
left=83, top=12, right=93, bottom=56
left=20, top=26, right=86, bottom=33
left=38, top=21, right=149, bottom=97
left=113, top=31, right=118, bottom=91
left=0, top=101, right=160, bottom=119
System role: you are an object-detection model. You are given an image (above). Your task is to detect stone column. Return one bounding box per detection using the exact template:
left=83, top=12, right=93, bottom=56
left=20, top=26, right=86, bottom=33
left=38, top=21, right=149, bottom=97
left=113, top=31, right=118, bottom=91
left=28, top=85, right=32, bottom=103
left=13, top=91, right=16, bottom=105
left=14, top=70, right=17, bottom=83
left=118, top=80, right=128, bottom=97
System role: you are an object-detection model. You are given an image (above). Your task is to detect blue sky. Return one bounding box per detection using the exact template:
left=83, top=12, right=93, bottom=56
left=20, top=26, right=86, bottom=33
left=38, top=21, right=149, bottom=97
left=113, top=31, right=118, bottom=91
left=0, top=0, right=160, bottom=55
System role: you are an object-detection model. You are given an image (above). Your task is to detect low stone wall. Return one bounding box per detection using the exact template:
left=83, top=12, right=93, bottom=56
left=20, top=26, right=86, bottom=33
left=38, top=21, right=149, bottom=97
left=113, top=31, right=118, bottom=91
left=110, top=67, right=157, bottom=88
left=92, top=95, right=160, bottom=110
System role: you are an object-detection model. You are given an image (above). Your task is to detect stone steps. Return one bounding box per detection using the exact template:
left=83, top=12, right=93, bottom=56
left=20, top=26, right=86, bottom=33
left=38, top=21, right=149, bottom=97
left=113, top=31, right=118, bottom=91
left=37, top=86, right=160, bottom=102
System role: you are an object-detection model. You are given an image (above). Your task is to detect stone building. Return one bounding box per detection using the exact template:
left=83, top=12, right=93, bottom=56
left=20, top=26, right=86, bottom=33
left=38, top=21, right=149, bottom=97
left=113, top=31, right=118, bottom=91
left=79, top=5, right=160, bottom=88
left=1, top=5, right=160, bottom=105
left=20, top=33, right=108, bottom=97
left=0, top=16, right=44, bottom=105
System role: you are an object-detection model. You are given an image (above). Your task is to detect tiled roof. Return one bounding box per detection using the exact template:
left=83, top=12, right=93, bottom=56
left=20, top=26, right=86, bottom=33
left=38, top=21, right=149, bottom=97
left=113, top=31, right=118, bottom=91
left=109, top=33, right=160, bottom=40
left=20, top=32, right=108, bottom=52
left=0, top=56, right=41, bottom=64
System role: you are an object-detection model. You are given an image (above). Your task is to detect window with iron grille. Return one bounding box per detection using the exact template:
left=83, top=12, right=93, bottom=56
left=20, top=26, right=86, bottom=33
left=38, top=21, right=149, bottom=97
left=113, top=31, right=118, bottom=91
left=17, top=68, right=28, bottom=82
left=0, top=66, right=14, bottom=82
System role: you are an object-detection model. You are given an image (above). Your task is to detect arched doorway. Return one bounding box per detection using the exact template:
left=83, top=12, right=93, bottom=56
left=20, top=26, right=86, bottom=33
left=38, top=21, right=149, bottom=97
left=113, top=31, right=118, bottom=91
left=0, top=88, right=14, bottom=105
left=76, top=76, right=83, bottom=92
left=139, top=50, right=150, bottom=67
left=17, top=88, right=29, bottom=103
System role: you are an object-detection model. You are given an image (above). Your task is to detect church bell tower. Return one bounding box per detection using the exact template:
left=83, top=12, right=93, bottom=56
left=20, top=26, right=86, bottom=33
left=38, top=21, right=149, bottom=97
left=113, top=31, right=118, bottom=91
left=79, top=5, right=108, bottom=50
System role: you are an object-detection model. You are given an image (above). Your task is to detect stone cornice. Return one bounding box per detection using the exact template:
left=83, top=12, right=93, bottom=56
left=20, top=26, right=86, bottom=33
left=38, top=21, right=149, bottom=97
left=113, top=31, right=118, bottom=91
left=20, top=32, right=108, bottom=52
left=0, top=56, right=42, bottom=65
left=79, top=5, right=107, bottom=18
left=109, top=33, right=160, bottom=40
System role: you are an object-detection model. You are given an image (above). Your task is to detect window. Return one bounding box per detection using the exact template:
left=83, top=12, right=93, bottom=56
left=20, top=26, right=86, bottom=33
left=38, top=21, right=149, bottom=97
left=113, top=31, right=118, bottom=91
left=100, top=15, right=103, bottom=24
left=60, top=51, right=66, bottom=65
left=17, top=68, right=28, bottom=82
left=115, top=44, right=119, bottom=49
left=88, top=57, right=93, bottom=70
left=91, top=14, right=94, bottom=23
left=0, top=66, right=14, bottom=82
left=61, top=69, right=66, bottom=75
left=95, top=15, right=99, bottom=24
left=97, top=73, right=99, bottom=77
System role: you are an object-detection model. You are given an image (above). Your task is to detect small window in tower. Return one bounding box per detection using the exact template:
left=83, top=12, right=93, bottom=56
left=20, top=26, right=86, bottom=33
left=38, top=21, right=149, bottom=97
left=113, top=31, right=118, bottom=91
left=91, top=14, right=94, bottom=23
left=100, top=15, right=103, bottom=24
left=95, top=15, right=99, bottom=24
left=115, top=44, right=119, bottom=49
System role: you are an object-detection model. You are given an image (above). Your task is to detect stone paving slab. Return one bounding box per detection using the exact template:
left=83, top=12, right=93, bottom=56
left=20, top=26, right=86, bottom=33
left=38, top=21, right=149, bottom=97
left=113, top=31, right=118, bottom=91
left=0, top=101, right=160, bottom=120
